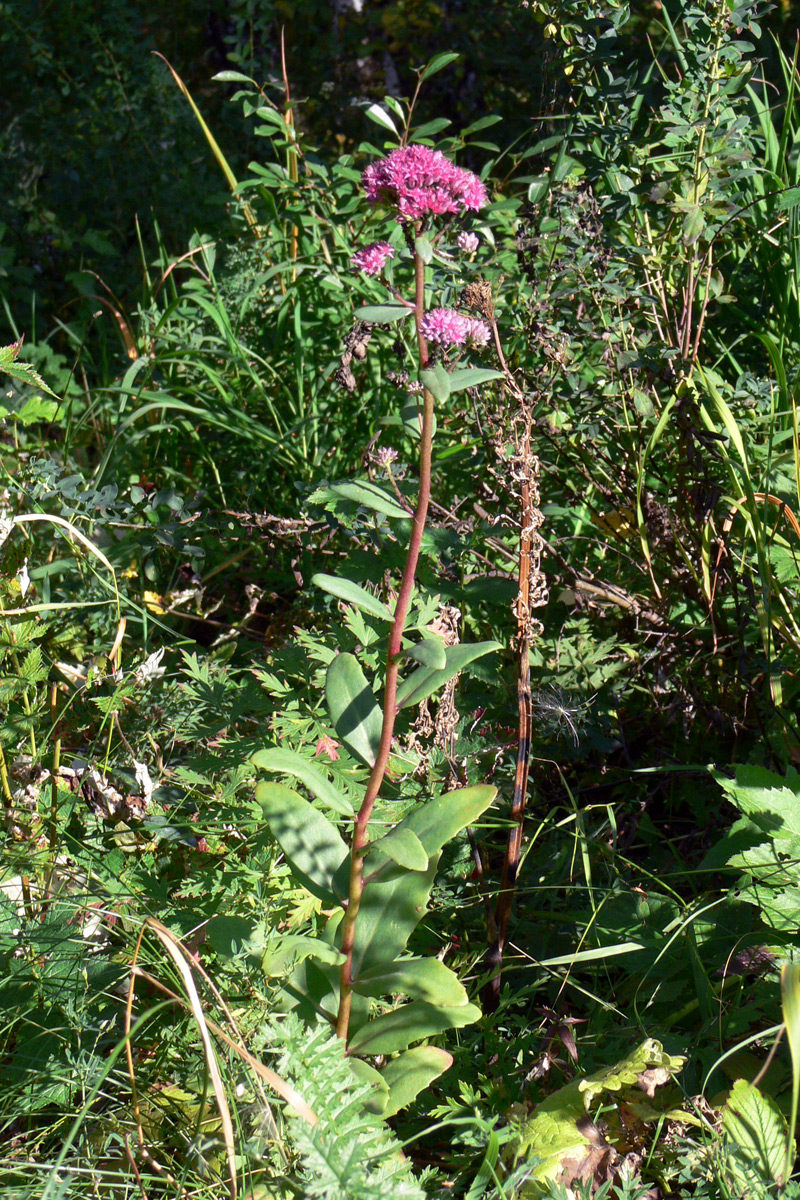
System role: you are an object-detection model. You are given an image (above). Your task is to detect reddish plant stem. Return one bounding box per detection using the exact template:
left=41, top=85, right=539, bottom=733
left=336, top=244, right=433, bottom=1043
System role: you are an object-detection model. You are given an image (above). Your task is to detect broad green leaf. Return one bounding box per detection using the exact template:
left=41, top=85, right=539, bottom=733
left=399, top=784, right=497, bottom=858
left=250, top=747, right=354, bottom=816
left=365, top=826, right=428, bottom=871
left=682, top=205, right=704, bottom=246
left=381, top=1047, right=453, bottom=1118
left=722, top=1080, right=791, bottom=1190
left=262, top=934, right=345, bottom=977
left=348, top=859, right=439, bottom=978
left=399, top=399, right=437, bottom=441
left=325, top=653, right=383, bottom=767
left=419, top=363, right=450, bottom=403
left=714, top=764, right=800, bottom=837
left=354, top=956, right=469, bottom=1006
left=256, top=781, right=348, bottom=903
left=405, top=638, right=447, bottom=669
left=365, top=103, right=398, bottom=135
left=347, top=1000, right=481, bottom=1055
left=349, top=1058, right=389, bottom=1116
left=419, top=51, right=459, bottom=80
left=312, top=573, right=394, bottom=622
left=328, top=479, right=409, bottom=519
left=447, top=368, right=504, bottom=393
left=396, top=641, right=502, bottom=709
left=354, top=304, right=414, bottom=324
left=414, top=236, right=433, bottom=264
left=345, top=786, right=496, bottom=977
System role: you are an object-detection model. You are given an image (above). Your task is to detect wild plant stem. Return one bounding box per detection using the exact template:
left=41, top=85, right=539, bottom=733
left=336, top=246, right=433, bottom=1043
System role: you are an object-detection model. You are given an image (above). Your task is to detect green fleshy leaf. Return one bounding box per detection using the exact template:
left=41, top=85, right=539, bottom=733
left=355, top=304, right=414, bottom=324
left=347, top=1000, right=481, bottom=1055
left=312, top=573, right=394, bottom=622
left=447, top=367, right=504, bottom=393
left=354, top=956, right=469, bottom=1006
left=250, top=746, right=354, bottom=816
left=380, top=1047, right=453, bottom=1118
left=405, top=638, right=447, bottom=669
left=256, top=781, right=348, bottom=903
left=364, top=827, right=428, bottom=871
left=325, top=653, right=383, bottom=767
left=262, top=934, right=345, bottom=978
left=419, top=363, right=450, bottom=403
left=396, top=641, right=501, bottom=709
left=328, top=479, right=410, bottom=519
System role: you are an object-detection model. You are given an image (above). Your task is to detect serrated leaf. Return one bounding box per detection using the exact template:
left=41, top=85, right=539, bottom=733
left=396, top=641, right=501, bottom=709
left=354, top=956, right=468, bottom=1006
left=447, top=368, right=504, bottom=393
left=325, top=653, right=383, bottom=767
left=0, top=340, right=59, bottom=398
left=347, top=1000, right=481, bottom=1055
left=354, top=304, right=414, bottom=324
left=365, top=827, right=428, bottom=871
left=255, top=781, right=348, bottom=903
left=250, top=746, right=353, bottom=816
left=312, top=573, right=394, bottom=622
left=328, top=479, right=410, bottom=519
left=722, top=1080, right=791, bottom=1190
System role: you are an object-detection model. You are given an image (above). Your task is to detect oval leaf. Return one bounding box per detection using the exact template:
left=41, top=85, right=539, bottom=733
left=354, top=956, right=469, bottom=1006
left=420, top=51, right=460, bottom=80
left=312, top=573, right=394, bottom=622
left=381, top=1047, right=453, bottom=1119
left=406, top=638, right=447, bottom=669
left=354, top=304, right=414, bottom=324
left=329, top=479, right=409, bottom=519
left=347, top=1000, right=481, bottom=1056
left=414, top=236, right=433, bottom=264
left=365, top=827, right=428, bottom=871
left=255, top=782, right=348, bottom=903
left=326, top=653, right=383, bottom=767
left=419, top=363, right=450, bottom=403
left=396, top=640, right=501, bottom=709
left=365, top=103, right=398, bottom=135
left=448, top=368, right=504, bottom=393
left=250, top=747, right=353, bottom=816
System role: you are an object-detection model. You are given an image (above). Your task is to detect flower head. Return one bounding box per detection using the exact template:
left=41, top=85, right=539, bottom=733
left=457, top=230, right=480, bottom=254
left=350, top=241, right=395, bottom=276
left=464, top=317, right=491, bottom=348
left=362, top=145, right=488, bottom=222
left=420, top=308, right=469, bottom=346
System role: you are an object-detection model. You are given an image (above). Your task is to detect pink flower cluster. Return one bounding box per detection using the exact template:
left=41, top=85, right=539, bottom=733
left=362, top=145, right=488, bottom=221
left=420, top=308, right=491, bottom=349
left=351, top=241, right=395, bottom=276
